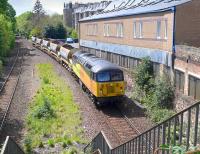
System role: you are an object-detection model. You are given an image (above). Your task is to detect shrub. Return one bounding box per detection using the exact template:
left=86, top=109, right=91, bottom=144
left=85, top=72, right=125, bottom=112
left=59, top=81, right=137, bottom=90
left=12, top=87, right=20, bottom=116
left=154, top=75, right=175, bottom=108
left=148, top=108, right=175, bottom=123
left=134, top=57, right=154, bottom=93
left=33, top=97, right=54, bottom=119
left=133, top=57, right=175, bottom=123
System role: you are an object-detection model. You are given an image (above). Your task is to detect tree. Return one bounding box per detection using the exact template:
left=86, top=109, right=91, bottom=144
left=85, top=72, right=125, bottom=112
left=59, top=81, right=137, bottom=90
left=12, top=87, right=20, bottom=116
left=0, top=0, right=8, bottom=14
left=56, top=23, right=66, bottom=39
left=32, top=0, right=45, bottom=27
left=0, top=14, right=15, bottom=57
left=43, top=25, right=56, bottom=39
left=16, top=11, right=33, bottom=37
left=30, top=27, right=42, bottom=37
left=5, top=3, right=16, bottom=31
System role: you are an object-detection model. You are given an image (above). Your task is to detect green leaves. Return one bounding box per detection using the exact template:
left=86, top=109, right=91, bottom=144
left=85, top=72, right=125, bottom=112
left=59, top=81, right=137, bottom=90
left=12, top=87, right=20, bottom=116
left=133, top=57, right=175, bottom=123
left=134, top=57, right=154, bottom=93
left=0, top=14, right=15, bottom=57
left=159, top=144, right=200, bottom=154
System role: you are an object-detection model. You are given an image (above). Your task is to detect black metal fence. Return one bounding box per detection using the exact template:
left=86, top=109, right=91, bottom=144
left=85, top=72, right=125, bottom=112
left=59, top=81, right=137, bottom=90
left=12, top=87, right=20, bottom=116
left=84, top=101, right=200, bottom=154
left=1, top=136, right=24, bottom=154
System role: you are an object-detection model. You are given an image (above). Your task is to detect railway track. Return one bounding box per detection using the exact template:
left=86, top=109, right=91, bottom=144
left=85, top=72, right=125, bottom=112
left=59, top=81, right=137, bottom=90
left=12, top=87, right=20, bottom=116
left=98, top=104, right=140, bottom=147
left=0, top=47, right=24, bottom=133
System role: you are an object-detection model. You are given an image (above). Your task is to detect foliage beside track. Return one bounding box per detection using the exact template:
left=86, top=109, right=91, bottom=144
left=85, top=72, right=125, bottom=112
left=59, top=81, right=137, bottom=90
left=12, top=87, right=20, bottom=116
left=0, top=0, right=16, bottom=76
left=24, top=64, right=86, bottom=153
left=132, top=57, right=175, bottom=123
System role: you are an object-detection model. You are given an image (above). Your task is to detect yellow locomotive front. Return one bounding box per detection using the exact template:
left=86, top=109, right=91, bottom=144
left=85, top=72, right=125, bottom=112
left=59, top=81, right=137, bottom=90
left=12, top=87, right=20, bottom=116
left=95, top=70, right=125, bottom=98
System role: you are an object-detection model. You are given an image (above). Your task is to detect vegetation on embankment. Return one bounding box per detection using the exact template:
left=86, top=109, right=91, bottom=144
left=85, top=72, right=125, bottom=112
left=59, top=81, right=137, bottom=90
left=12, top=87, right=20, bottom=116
left=0, top=0, right=16, bottom=76
left=24, top=64, right=86, bottom=153
left=132, top=57, right=175, bottom=123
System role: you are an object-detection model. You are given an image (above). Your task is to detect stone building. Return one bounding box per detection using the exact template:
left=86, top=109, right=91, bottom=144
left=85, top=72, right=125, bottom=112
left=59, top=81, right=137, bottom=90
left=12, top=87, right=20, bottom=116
left=63, top=2, right=73, bottom=28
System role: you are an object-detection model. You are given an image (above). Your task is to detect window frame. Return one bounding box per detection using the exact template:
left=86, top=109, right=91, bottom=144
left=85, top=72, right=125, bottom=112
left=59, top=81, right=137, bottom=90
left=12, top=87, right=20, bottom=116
left=133, top=21, right=137, bottom=38
left=139, top=21, right=143, bottom=38
left=157, top=20, right=162, bottom=39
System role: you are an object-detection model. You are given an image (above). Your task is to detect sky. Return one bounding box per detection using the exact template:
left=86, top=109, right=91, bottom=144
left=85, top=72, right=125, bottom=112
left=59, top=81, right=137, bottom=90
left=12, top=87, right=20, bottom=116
left=9, top=0, right=102, bottom=16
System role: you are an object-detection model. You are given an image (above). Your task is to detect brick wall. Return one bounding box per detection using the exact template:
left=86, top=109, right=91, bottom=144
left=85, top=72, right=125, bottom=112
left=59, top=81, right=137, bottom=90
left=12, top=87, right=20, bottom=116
left=79, top=11, right=174, bottom=52
left=175, top=0, right=200, bottom=47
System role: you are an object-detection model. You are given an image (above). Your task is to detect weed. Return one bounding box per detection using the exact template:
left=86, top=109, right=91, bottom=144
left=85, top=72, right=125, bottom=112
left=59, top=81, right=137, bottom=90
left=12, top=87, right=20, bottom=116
left=43, top=76, right=50, bottom=84
left=47, top=139, right=54, bottom=147
left=38, top=141, right=44, bottom=148
left=62, top=141, right=68, bottom=148
left=33, top=97, right=55, bottom=119
left=24, top=137, right=32, bottom=153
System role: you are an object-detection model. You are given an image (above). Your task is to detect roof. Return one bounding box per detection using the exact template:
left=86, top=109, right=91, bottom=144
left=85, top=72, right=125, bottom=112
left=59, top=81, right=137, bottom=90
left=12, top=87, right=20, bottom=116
left=74, top=51, right=122, bottom=73
left=80, top=0, right=191, bottom=21
left=74, top=1, right=110, bottom=13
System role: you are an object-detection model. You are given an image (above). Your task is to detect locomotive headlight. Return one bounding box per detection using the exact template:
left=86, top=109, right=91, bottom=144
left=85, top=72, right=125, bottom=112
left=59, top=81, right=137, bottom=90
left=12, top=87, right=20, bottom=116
left=100, top=89, right=103, bottom=94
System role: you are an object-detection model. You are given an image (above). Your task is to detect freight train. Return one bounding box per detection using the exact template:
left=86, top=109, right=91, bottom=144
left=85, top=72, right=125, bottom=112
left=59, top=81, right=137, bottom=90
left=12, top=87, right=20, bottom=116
left=31, top=37, right=125, bottom=106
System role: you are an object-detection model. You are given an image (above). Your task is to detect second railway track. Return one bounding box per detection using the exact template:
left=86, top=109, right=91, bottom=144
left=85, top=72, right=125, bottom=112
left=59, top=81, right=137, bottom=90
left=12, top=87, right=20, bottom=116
left=0, top=45, right=24, bottom=133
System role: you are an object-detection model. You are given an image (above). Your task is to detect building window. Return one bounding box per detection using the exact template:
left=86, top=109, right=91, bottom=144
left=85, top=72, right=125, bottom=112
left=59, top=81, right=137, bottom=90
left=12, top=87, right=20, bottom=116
left=175, top=70, right=185, bottom=93
left=139, top=21, right=143, bottom=38
left=104, top=24, right=110, bottom=37
left=133, top=22, right=137, bottom=38
left=157, top=20, right=161, bottom=39
left=189, top=75, right=200, bottom=100
left=116, top=23, right=123, bottom=37
left=164, top=20, right=168, bottom=39
left=87, top=24, right=98, bottom=36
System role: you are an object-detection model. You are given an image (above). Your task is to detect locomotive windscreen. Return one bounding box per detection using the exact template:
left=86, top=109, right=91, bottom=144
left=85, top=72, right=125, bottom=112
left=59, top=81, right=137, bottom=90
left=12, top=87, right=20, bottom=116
left=96, top=71, right=123, bottom=82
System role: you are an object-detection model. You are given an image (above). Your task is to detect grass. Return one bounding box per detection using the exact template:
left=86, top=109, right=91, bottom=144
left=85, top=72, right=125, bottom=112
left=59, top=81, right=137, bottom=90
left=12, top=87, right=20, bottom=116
left=24, top=63, right=86, bottom=152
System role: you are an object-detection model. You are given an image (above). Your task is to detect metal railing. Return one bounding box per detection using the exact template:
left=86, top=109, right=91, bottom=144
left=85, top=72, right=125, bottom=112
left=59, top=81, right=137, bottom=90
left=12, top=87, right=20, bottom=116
left=1, top=136, right=24, bottom=154
left=84, top=101, right=200, bottom=154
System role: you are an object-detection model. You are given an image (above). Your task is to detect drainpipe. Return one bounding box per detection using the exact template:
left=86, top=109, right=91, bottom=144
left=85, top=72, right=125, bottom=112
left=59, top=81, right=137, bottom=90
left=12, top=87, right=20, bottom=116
left=171, top=6, right=176, bottom=83
left=172, top=6, right=176, bottom=54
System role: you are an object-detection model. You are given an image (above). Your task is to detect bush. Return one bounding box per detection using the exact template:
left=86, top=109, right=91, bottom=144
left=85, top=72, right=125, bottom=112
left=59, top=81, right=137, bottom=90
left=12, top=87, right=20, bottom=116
left=147, top=108, right=175, bottom=123
left=133, top=57, right=175, bottom=123
left=70, top=29, right=78, bottom=39
left=33, top=97, right=54, bottom=119
left=134, top=57, right=154, bottom=93
left=154, top=75, right=175, bottom=108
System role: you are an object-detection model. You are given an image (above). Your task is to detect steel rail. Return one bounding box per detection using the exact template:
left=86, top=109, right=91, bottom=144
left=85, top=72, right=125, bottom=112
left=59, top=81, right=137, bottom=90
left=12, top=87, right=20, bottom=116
left=0, top=49, right=24, bottom=132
